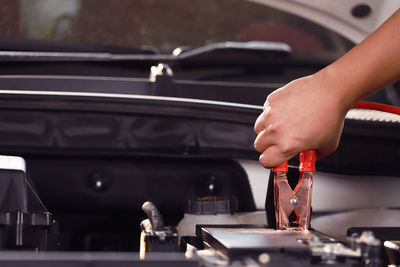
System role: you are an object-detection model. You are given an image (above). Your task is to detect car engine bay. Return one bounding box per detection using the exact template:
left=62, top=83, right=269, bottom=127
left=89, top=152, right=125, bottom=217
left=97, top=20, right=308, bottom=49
left=0, top=68, right=399, bottom=266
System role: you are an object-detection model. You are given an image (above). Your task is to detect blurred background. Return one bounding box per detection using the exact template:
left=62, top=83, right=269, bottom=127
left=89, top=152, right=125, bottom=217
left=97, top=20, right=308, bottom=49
left=0, top=0, right=352, bottom=54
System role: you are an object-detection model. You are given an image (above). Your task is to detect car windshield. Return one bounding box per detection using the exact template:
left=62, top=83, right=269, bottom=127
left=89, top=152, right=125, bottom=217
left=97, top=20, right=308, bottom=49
left=0, top=0, right=353, bottom=55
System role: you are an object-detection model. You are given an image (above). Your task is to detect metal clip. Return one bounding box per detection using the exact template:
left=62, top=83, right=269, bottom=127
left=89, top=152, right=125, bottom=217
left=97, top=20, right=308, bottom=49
left=273, top=150, right=316, bottom=230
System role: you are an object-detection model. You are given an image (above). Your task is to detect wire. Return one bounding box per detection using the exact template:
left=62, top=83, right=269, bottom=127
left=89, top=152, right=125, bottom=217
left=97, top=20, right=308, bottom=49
left=354, top=101, right=400, bottom=115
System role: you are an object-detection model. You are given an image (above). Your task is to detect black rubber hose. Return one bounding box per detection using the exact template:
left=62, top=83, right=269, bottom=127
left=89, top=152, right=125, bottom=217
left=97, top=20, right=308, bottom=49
left=141, top=201, right=165, bottom=231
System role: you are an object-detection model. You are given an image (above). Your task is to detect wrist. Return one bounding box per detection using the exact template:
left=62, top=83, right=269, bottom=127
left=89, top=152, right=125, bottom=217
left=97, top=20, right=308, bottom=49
left=314, top=64, right=362, bottom=114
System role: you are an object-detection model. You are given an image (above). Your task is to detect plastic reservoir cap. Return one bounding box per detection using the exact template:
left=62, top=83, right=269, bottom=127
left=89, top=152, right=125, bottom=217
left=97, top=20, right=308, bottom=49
left=272, top=162, right=288, bottom=173
left=185, top=197, right=238, bottom=215
left=0, top=155, right=26, bottom=172
left=299, top=150, right=316, bottom=172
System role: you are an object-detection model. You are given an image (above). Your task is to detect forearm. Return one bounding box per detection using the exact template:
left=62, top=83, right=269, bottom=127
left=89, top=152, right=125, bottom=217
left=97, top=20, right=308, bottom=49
left=316, top=9, right=400, bottom=111
left=254, top=9, right=400, bottom=167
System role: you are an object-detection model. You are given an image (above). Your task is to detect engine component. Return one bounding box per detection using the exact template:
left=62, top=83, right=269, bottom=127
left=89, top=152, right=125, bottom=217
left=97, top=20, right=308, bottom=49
left=177, top=197, right=239, bottom=237
left=140, top=201, right=178, bottom=260
left=185, top=196, right=237, bottom=215
left=0, top=155, right=58, bottom=250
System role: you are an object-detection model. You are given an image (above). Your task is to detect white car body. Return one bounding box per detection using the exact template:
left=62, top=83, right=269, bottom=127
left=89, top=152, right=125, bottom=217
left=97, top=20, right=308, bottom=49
left=248, top=0, right=400, bottom=43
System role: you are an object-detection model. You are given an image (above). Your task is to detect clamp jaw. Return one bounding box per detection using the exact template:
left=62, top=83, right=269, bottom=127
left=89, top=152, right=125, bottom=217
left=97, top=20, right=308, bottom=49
left=273, top=150, right=316, bottom=230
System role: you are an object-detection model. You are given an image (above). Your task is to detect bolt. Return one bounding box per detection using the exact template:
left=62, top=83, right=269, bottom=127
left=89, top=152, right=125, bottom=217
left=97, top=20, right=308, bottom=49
left=205, top=176, right=219, bottom=194
left=290, top=198, right=298, bottom=205
left=91, top=173, right=109, bottom=192
left=258, top=253, right=270, bottom=264
left=95, top=180, right=103, bottom=189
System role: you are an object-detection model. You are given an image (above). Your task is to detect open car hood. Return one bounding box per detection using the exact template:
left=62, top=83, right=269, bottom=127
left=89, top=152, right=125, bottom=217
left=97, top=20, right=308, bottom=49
left=248, top=0, right=400, bottom=43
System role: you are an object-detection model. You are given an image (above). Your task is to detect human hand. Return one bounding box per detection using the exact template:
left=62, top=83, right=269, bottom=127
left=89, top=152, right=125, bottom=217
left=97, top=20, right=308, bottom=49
left=254, top=9, right=400, bottom=168
left=254, top=73, right=348, bottom=168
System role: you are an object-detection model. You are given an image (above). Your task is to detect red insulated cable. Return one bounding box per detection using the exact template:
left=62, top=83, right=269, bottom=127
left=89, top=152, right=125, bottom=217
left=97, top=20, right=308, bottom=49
left=354, top=101, right=400, bottom=115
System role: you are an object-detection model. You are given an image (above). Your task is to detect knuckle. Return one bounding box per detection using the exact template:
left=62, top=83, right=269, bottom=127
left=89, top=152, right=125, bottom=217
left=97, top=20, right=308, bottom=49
left=259, top=155, right=271, bottom=168
left=253, top=122, right=259, bottom=133
left=262, top=100, right=268, bottom=110
left=254, top=114, right=265, bottom=133
left=253, top=140, right=260, bottom=152
left=266, top=92, right=275, bottom=101
left=266, top=122, right=281, bottom=135
left=267, top=123, right=277, bottom=134
left=253, top=132, right=266, bottom=152
left=277, top=141, right=297, bottom=156
left=264, top=94, right=272, bottom=104
left=253, top=125, right=258, bottom=133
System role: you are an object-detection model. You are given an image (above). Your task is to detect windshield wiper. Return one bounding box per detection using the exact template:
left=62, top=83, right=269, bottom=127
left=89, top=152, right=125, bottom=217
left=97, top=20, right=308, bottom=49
left=172, top=41, right=291, bottom=66
left=0, top=37, right=157, bottom=55
left=0, top=41, right=291, bottom=66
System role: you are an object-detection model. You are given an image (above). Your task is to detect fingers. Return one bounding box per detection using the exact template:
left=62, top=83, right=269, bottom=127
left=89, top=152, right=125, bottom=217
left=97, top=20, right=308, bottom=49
left=254, top=105, right=270, bottom=134
left=254, top=112, right=265, bottom=134
left=254, top=123, right=303, bottom=168
left=254, top=123, right=295, bottom=168
left=254, top=125, right=274, bottom=153
left=258, top=145, right=294, bottom=168
left=253, top=90, right=300, bottom=168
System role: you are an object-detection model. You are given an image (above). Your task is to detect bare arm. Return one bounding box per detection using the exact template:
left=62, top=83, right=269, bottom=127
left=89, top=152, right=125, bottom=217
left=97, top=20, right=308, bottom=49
left=254, top=9, right=400, bottom=168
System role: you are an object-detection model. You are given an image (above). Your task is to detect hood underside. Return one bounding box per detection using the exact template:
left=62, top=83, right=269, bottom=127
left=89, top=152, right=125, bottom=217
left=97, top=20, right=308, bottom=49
left=248, top=0, right=400, bottom=43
